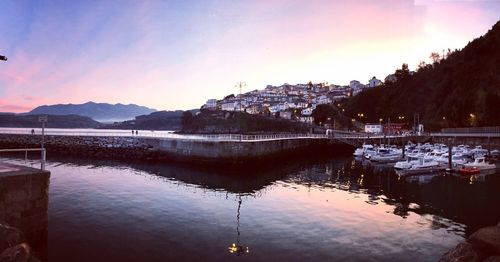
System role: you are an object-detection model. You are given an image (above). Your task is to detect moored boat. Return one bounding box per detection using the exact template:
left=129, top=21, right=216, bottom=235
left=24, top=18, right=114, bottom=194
left=458, top=167, right=480, bottom=176
left=353, top=144, right=375, bottom=157
left=395, top=157, right=443, bottom=176
left=463, top=157, right=496, bottom=171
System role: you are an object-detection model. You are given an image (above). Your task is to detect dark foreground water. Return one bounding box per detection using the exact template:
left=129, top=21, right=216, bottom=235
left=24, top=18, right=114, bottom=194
left=4, top=155, right=500, bottom=262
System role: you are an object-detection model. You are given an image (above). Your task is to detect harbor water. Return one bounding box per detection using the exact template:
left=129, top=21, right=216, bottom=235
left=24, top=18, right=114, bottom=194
left=2, top=155, right=500, bottom=261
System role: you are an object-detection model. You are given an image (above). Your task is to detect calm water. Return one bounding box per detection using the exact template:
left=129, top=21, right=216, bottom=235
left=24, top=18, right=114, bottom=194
left=4, top=155, right=500, bottom=261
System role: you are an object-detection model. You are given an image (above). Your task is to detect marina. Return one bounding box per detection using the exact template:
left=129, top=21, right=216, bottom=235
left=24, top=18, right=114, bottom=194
left=353, top=141, right=500, bottom=177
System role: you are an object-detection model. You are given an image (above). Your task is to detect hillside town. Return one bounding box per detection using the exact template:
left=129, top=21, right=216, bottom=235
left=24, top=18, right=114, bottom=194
left=202, top=75, right=387, bottom=125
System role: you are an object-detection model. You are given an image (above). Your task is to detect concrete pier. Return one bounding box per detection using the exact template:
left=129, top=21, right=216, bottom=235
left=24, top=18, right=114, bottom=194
left=0, top=162, right=50, bottom=260
left=0, top=134, right=346, bottom=165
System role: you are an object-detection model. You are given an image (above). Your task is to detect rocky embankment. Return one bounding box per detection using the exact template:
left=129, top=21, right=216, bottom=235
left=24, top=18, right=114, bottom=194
left=440, top=222, right=500, bottom=262
left=0, top=134, right=159, bottom=160
left=0, top=223, right=39, bottom=262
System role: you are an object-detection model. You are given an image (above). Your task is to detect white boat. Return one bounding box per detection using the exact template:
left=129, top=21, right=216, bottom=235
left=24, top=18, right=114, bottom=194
left=396, top=157, right=443, bottom=176
left=369, top=148, right=403, bottom=163
left=353, top=144, right=375, bottom=157
left=426, top=150, right=446, bottom=161
left=405, top=149, right=424, bottom=158
left=463, top=157, right=496, bottom=171
left=452, top=145, right=472, bottom=157
left=435, top=153, right=468, bottom=167
left=395, top=155, right=436, bottom=170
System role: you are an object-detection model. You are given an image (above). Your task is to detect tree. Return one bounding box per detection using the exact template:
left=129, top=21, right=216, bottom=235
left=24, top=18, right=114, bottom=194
left=312, top=104, right=336, bottom=125
left=181, top=111, right=194, bottom=128
left=394, top=63, right=410, bottom=81
left=417, top=60, right=427, bottom=71
left=429, top=52, right=441, bottom=64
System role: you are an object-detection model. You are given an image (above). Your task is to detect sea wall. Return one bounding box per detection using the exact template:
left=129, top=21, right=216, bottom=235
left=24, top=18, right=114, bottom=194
left=0, top=164, right=49, bottom=261
left=0, top=134, right=342, bottom=164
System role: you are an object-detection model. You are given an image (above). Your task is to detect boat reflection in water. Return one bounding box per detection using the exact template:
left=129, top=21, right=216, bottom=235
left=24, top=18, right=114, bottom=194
left=2, top=153, right=499, bottom=261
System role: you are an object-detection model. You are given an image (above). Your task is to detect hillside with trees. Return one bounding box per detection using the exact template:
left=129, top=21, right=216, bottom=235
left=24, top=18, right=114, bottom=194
left=101, top=110, right=198, bottom=130
left=179, top=111, right=311, bottom=134
left=343, top=20, right=500, bottom=131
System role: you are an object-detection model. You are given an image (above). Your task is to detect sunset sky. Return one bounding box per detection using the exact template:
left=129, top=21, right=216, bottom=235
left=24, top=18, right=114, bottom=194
left=0, top=0, right=499, bottom=112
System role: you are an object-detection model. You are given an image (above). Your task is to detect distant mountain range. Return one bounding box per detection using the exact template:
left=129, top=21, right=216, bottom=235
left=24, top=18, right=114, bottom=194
left=26, top=101, right=156, bottom=122
left=0, top=114, right=101, bottom=128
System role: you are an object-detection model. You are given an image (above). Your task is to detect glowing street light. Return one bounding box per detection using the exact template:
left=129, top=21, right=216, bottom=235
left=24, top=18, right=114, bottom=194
left=469, top=113, right=477, bottom=126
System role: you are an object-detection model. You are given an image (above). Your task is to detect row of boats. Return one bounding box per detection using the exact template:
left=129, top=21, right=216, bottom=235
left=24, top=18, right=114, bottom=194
left=353, top=142, right=499, bottom=176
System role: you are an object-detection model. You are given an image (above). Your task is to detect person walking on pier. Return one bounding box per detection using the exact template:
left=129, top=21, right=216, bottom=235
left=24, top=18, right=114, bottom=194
left=131, top=130, right=134, bottom=136
left=31, top=129, right=35, bottom=135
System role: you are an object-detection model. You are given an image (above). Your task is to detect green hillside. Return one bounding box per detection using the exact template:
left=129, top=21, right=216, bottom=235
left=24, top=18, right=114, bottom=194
left=344, top=20, right=500, bottom=131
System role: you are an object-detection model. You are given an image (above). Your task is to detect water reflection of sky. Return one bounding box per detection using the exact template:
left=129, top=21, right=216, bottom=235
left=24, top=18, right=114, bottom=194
left=3, top=156, right=500, bottom=261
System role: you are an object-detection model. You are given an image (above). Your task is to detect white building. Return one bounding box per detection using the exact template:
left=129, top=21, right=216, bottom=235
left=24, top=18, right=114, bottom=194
left=349, top=80, right=362, bottom=89
left=221, top=101, right=236, bottom=111
left=301, top=108, right=313, bottom=116
left=299, top=116, right=313, bottom=124
left=364, top=124, right=383, bottom=134
left=316, top=95, right=330, bottom=105
left=204, top=99, right=217, bottom=110
left=368, top=77, right=382, bottom=88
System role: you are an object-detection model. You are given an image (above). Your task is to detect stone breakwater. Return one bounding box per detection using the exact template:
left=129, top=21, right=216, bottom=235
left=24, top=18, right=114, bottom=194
left=440, top=222, right=500, bottom=262
left=0, top=134, right=342, bottom=164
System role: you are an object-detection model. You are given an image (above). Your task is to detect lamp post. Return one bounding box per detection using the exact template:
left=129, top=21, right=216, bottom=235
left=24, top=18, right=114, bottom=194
left=38, top=115, right=48, bottom=171
left=235, top=82, right=246, bottom=141
left=469, top=113, right=476, bottom=126
left=0, top=55, right=7, bottom=61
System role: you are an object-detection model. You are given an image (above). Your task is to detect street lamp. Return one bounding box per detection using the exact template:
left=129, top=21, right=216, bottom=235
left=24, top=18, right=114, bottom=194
left=469, top=113, right=476, bottom=126
left=0, top=55, right=7, bottom=61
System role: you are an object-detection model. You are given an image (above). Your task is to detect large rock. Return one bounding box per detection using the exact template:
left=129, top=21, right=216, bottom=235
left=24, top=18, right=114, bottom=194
left=0, top=243, right=39, bottom=262
left=0, top=224, right=24, bottom=252
left=468, top=226, right=500, bottom=256
left=439, top=242, right=479, bottom=262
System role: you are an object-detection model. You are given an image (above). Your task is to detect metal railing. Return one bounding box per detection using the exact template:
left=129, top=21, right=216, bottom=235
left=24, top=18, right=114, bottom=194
left=430, top=132, right=500, bottom=137
left=0, top=128, right=423, bottom=142
left=441, top=126, right=500, bottom=134
left=0, top=148, right=46, bottom=171
left=176, top=133, right=329, bottom=141
left=0, top=128, right=328, bottom=141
